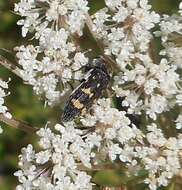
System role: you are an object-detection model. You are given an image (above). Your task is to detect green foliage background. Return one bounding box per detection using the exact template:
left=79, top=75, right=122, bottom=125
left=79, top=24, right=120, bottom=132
left=0, top=0, right=180, bottom=189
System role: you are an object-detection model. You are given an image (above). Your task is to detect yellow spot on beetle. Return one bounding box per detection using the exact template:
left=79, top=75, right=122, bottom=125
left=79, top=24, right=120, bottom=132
left=81, top=108, right=87, bottom=115
left=89, top=93, right=94, bottom=97
left=81, top=88, right=91, bottom=94
left=81, top=88, right=94, bottom=97
left=71, top=99, right=84, bottom=109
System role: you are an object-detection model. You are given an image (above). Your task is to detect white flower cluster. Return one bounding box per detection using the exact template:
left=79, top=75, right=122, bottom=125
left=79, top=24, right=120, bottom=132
left=176, top=114, right=182, bottom=130
left=93, top=0, right=160, bottom=56
left=14, top=0, right=89, bottom=105
left=15, top=42, right=88, bottom=105
left=14, top=0, right=89, bottom=37
left=180, top=2, right=182, bottom=15
left=113, top=58, right=180, bottom=119
left=0, top=79, right=11, bottom=133
left=81, top=98, right=131, bottom=128
left=15, top=100, right=182, bottom=190
left=15, top=102, right=134, bottom=189
left=14, top=0, right=182, bottom=110
left=0, top=79, right=10, bottom=117
left=155, top=2, right=182, bottom=131
left=92, top=0, right=182, bottom=120
left=81, top=99, right=182, bottom=189
left=157, top=14, right=182, bottom=68
left=15, top=125, right=93, bottom=190
left=142, top=124, right=182, bottom=190
left=14, top=0, right=182, bottom=190
left=81, top=98, right=142, bottom=163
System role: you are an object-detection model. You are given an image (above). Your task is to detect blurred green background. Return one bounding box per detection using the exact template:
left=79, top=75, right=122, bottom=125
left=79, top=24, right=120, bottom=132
left=0, top=0, right=180, bottom=189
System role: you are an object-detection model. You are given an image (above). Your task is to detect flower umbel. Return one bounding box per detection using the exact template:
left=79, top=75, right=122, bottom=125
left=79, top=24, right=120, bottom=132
left=8, top=0, right=182, bottom=190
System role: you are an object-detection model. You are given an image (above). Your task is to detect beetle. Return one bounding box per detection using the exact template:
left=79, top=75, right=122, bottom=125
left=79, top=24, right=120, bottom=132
left=61, top=57, right=110, bottom=122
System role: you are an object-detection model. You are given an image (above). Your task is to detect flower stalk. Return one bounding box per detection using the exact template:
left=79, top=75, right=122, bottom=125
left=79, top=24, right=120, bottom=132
left=0, top=114, right=37, bottom=134
left=0, top=55, right=22, bottom=78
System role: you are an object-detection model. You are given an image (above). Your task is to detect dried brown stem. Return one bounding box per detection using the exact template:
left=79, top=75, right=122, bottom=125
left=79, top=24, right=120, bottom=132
left=77, top=156, right=131, bottom=178
left=0, top=114, right=37, bottom=134
left=0, top=55, right=22, bottom=78
left=101, top=187, right=127, bottom=190
left=77, top=162, right=120, bottom=171
left=85, top=13, right=105, bottom=52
